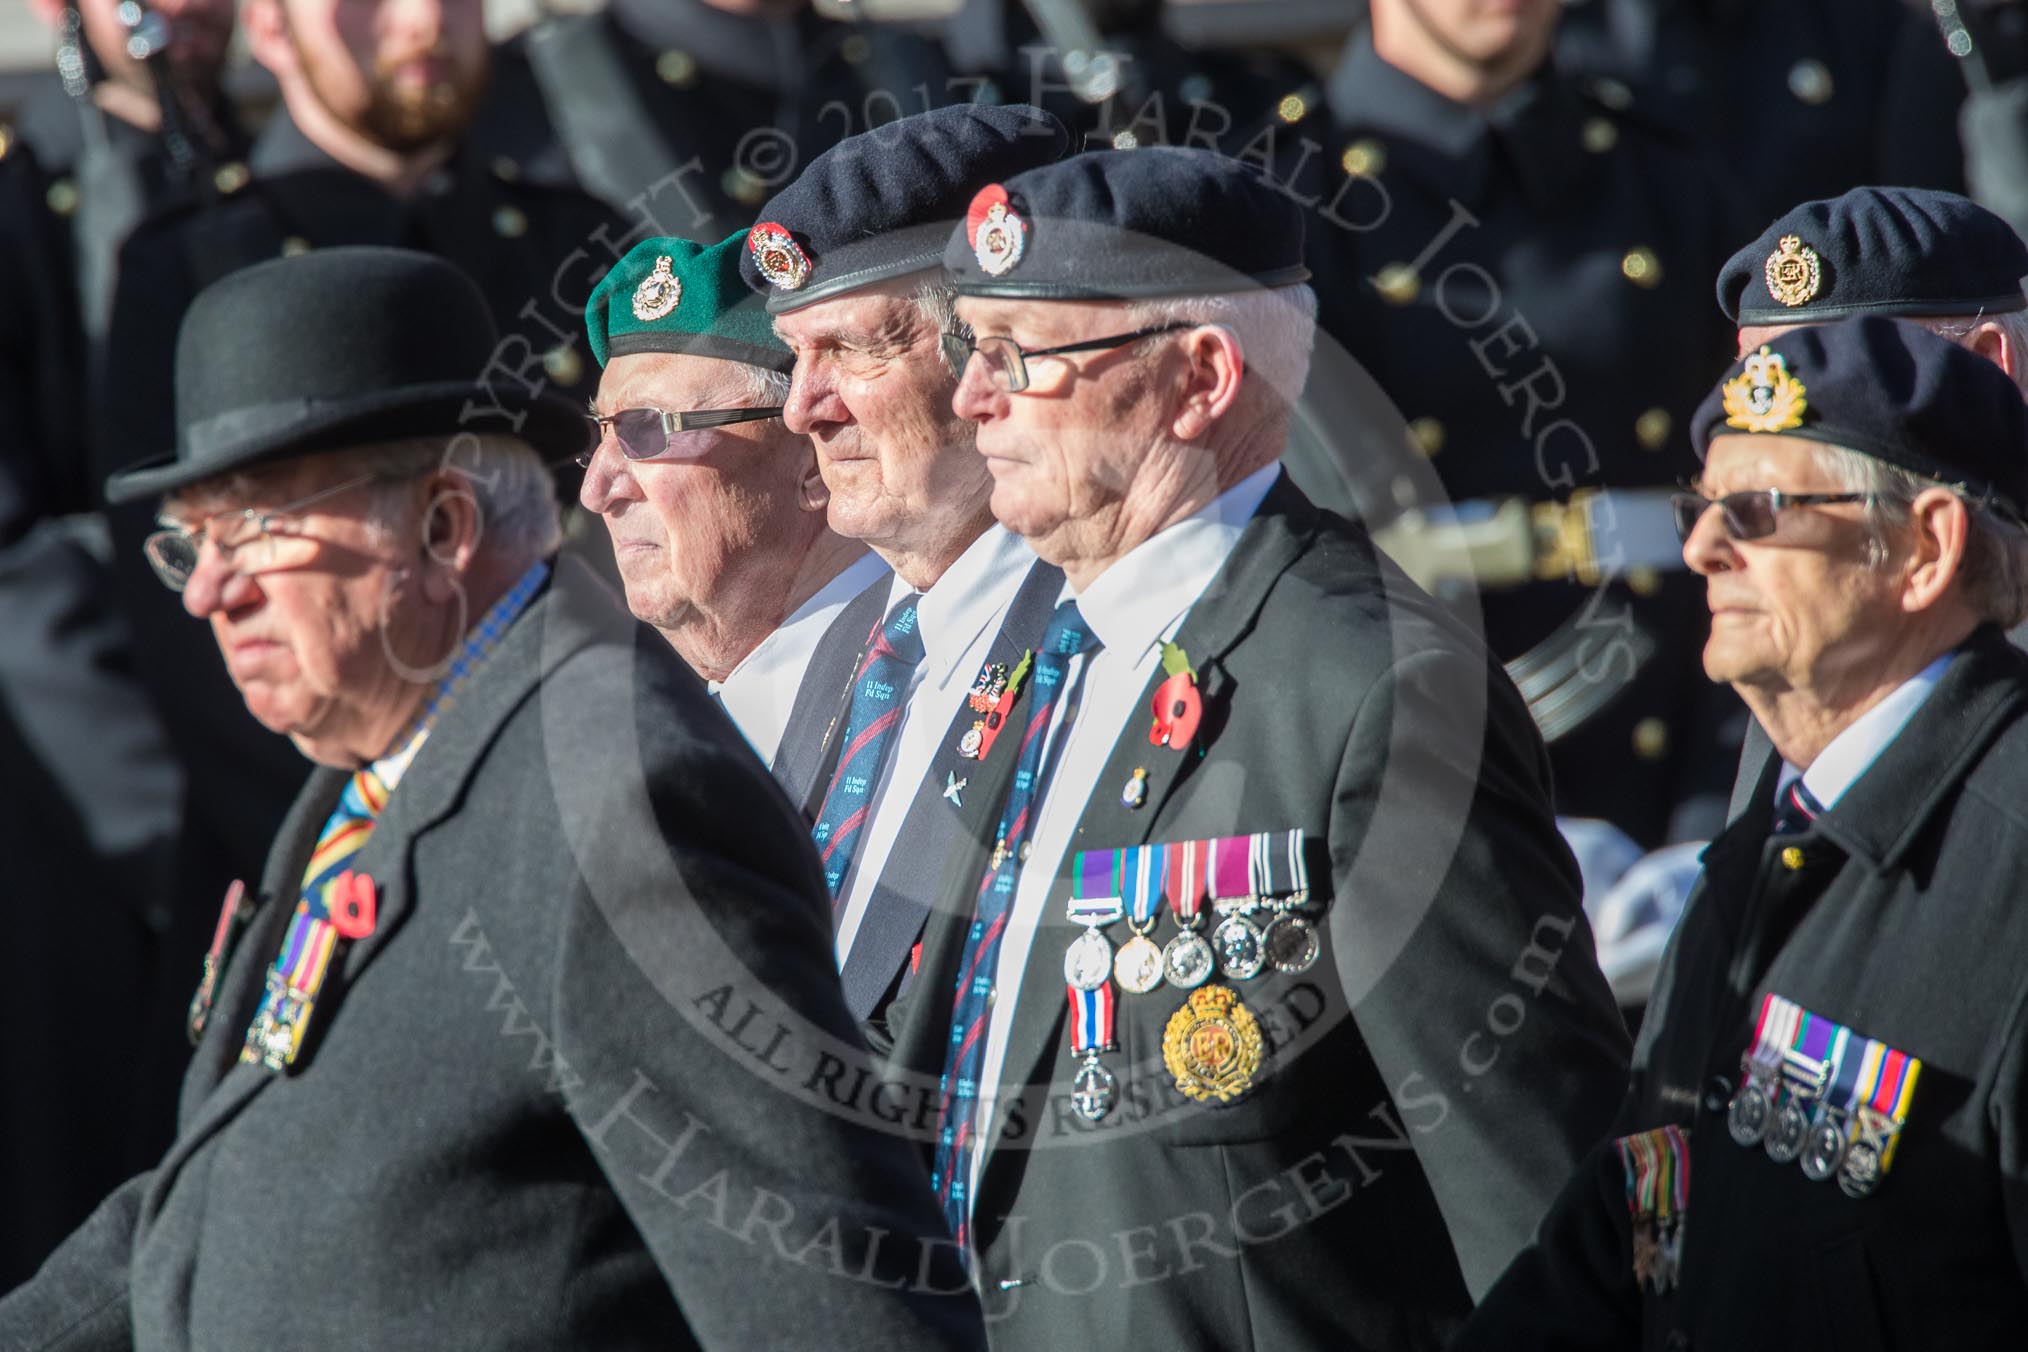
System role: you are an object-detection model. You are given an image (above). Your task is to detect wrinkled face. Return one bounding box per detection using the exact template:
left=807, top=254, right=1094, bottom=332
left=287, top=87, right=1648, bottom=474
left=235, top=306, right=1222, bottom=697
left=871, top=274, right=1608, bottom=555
left=1682, top=434, right=1905, bottom=696
left=951, top=297, right=1180, bottom=559
left=773, top=280, right=985, bottom=555
left=167, top=455, right=439, bottom=767
left=1386, top=0, right=1560, bottom=70
left=276, top=0, right=489, bottom=151
left=66, top=0, right=236, bottom=91
left=579, top=352, right=808, bottom=631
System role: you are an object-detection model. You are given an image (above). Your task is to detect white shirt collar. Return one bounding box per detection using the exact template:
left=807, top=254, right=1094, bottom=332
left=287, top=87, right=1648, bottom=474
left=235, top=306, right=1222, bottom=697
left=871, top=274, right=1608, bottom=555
left=1777, top=652, right=1953, bottom=810
left=891, top=523, right=1036, bottom=685
left=1072, top=463, right=1279, bottom=656
left=712, top=551, right=890, bottom=762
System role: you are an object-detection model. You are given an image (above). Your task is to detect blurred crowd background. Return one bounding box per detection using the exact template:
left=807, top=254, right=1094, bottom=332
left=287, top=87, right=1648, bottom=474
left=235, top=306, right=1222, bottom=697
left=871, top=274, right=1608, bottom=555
left=3, top=0, right=2025, bottom=1295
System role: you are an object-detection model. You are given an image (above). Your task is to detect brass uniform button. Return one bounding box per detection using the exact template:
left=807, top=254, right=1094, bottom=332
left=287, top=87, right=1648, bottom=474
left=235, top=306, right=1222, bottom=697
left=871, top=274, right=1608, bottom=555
left=1408, top=417, right=1445, bottom=457
left=1276, top=93, right=1308, bottom=124
left=1627, top=567, right=1661, bottom=597
left=212, top=161, right=250, bottom=195
left=280, top=236, right=312, bottom=257
left=46, top=178, right=79, bottom=217
left=1788, top=59, right=1834, bottom=105
left=1635, top=407, right=1672, bottom=451
left=1591, top=77, right=1634, bottom=111
left=1622, top=246, right=1662, bottom=289
left=1781, top=846, right=1806, bottom=871
left=722, top=167, right=766, bottom=207
left=1632, top=717, right=1669, bottom=761
left=1581, top=116, right=1618, bottom=154
left=1341, top=138, right=1385, bottom=177
left=1111, top=130, right=1141, bottom=150
left=544, top=345, right=584, bottom=387
left=492, top=205, right=529, bottom=239
left=491, top=155, right=521, bottom=183
left=840, top=34, right=872, bottom=65
left=1374, top=263, right=1420, bottom=306
left=656, top=49, right=698, bottom=87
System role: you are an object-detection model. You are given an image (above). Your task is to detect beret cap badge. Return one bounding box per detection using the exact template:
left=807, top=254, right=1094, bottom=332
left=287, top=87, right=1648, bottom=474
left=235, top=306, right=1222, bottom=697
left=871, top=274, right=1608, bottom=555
left=747, top=222, right=811, bottom=291
left=967, top=184, right=1027, bottom=277
left=630, top=255, right=682, bottom=322
left=1722, top=346, right=1810, bottom=433
left=1764, top=234, right=1823, bottom=308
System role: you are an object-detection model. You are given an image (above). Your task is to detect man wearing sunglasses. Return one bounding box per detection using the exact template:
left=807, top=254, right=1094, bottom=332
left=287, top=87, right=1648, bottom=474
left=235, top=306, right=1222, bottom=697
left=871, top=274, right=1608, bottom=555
left=906, top=146, right=1629, bottom=1348
left=741, top=105, right=1074, bottom=1049
left=577, top=231, right=885, bottom=764
left=1459, top=316, right=2028, bottom=1347
left=0, top=246, right=986, bottom=1351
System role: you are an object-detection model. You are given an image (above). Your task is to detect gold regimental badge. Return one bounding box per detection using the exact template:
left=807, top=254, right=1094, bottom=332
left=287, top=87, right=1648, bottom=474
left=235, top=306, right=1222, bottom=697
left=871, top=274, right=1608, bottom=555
left=747, top=222, right=811, bottom=291
left=631, top=255, right=682, bottom=321
left=1722, top=346, right=1809, bottom=433
left=1763, top=234, right=1822, bottom=308
left=967, top=184, right=1027, bottom=277
left=1163, top=985, right=1265, bottom=1103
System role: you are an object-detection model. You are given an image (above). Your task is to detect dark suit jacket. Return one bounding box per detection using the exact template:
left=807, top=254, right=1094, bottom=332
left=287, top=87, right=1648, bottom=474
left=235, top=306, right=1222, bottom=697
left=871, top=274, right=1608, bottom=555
left=1457, top=627, right=2028, bottom=1350
left=0, top=556, right=984, bottom=1352
left=886, top=477, right=1631, bottom=1351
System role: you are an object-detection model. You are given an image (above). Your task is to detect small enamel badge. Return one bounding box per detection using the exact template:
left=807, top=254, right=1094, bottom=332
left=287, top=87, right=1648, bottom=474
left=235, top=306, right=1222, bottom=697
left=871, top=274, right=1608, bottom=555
left=944, top=772, right=966, bottom=807
left=1722, top=346, right=1809, bottom=434
left=1148, top=641, right=1203, bottom=750
left=748, top=222, right=811, bottom=291
left=1763, top=234, right=1822, bottom=308
left=631, top=254, right=682, bottom=321
left=1121, top=767, right=1148, bottom=809
left=966, top=184, right=1027, bottom=277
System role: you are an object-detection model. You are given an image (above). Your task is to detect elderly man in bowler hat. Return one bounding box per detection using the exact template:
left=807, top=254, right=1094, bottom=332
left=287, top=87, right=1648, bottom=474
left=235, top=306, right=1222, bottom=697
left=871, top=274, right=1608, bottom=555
left=902, top=145, right=1629, bottom=1347
left=1459, top=317, right=2028, bottom=1347
left=0, top=246, right=983, bottom=1352
left=579, top=231, right=886, bottom=762
left=753, top=104, right=1074, bottom=1049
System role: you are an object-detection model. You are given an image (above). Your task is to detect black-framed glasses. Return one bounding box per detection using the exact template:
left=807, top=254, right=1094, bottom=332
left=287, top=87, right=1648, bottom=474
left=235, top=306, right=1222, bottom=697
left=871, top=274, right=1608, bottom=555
left=1670, top=489, right=1874, bottom=544
left=143, top=472, right=382, bottom=593
left=940, top=323, right=1194, bottom=394
left=578, top=405, right=785, bottom=468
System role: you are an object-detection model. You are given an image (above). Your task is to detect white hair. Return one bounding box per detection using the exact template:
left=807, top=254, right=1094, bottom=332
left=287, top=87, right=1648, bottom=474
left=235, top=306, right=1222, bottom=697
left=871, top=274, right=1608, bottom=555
left=738, top=363, right=792, bottom=406
left=1124, top=283, right=1319, bottom=408
left=1915, top=310, right=2028, bottom=395
left=341, top=433, right=564, bottom=560
left=1809, top=441, right=2028, bottom=628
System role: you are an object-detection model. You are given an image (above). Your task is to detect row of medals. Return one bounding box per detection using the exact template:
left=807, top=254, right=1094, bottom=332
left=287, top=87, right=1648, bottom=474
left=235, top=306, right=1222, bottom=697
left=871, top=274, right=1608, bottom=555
left=1066, top=896, right=1321, bottom=997
left=1726, top=1058, right=1890, bottom=1199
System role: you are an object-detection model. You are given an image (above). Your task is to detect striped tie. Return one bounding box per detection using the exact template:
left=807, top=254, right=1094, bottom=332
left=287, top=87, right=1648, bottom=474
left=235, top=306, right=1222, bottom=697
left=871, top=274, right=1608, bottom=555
left=812, top=594, right=927, bottom=899
left=1772, top=779, right=1824, bottom=836
left=240, top=765, right=390, bottom=1069
left=931, top=600, right=1099, bottom=1248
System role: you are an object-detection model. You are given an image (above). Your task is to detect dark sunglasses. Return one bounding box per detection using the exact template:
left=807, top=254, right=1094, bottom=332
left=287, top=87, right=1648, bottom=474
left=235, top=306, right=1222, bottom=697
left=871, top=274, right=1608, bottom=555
left=1670, top=489, right=1873, bottom=543
left=577, top=405, right=785, bottom=468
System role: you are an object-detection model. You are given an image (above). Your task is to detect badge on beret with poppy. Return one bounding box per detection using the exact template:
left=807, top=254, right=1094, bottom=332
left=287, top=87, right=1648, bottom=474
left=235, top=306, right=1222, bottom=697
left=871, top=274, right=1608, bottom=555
left=967, top=184, right=1027, bottom=277
left=747, top=222, right=811, bottom=291
left=1722, top=346, right=1810, bottom=433
left=631, top=255, right=682, bottom=321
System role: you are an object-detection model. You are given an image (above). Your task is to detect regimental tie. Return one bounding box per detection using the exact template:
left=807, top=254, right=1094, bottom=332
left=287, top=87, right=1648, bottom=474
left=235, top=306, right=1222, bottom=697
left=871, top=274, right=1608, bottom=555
left=812, top=594, right=927, bottom=899
left=931, top=600, right=1100, bottom=1250
left=1771, top=778, right=1824, bottom=836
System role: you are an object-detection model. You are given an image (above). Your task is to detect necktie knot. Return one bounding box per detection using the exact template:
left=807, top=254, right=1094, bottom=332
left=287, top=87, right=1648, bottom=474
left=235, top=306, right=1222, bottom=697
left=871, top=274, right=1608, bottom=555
left=875, top=594, right=927, bottom=668
left=1039, top=599, right=1098, bottom=662
left=1772, top=779, right=1823, bottom=836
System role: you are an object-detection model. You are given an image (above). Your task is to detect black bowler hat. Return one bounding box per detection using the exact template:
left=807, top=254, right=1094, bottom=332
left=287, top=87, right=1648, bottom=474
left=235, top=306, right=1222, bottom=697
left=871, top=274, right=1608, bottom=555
left=738, top=103, right=1070, bottom=314
left=104, top=247, right=586, bottom=505
left=1717, top=186, right=2028, bottom=327
left=1691, top=315, right=2028, bottom=521
left=942, top=147, right=1310, bottom=299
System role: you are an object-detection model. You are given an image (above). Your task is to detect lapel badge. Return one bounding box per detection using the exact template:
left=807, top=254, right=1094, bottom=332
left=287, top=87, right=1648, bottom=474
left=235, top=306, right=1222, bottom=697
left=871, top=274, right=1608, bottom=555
left=748, top=222, right=811, bottom=291
left=967, top=661, right=1010, bottom=715
left=966, top=184, right=1027, bottom=277
left=1162, top=984, right=1265, bottom=1103
left=1121, top=767, right=1148, bottom=809
left=1148, top=641, right=1203, bottom=750
left=1763, top=234, right=1822, bottom=308
left=1722, top=346, right=1809, bottom=434
left=943, top=772, right=966, bottom=807
left=963, top=651, right=1033, bottom=761
left=631, top=254, right=682, bottom=321
left=327, top=870, right=378, bottom=941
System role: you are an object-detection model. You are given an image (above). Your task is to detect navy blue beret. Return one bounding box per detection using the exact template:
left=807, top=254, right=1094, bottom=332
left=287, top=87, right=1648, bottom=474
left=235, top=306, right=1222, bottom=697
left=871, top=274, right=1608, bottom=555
left=740, top=103, right=1070, bottom=313
left=1717, top=186, right=2028, bottom=326
left=1691, top=315, right=2028, bottom=520
left=942, top=147, right=1310, bottom=300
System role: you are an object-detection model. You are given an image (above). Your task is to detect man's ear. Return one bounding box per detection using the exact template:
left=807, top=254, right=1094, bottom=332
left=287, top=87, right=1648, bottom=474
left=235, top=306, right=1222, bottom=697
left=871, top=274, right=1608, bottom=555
left=1170, top=324, right=1245, bottom=442
left=796, top=446, right=829, bottom=513
left=418, top=473, right=482, bottom=604
left=1965, top=321, right=2019, bottom=384
left=242, top=0, right=297, bottom=81
left=1900, top=487, right=1972, bottom=616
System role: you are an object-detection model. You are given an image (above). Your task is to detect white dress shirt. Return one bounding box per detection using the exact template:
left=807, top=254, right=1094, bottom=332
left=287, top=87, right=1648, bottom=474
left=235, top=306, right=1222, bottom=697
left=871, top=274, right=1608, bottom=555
left=833, top=525, right=1039, bottom=964
left=970, top=463, right=1278, bottom=1190
left=1776, top=652, right=1952, bottom=810
left=710, top=551, right=890, bottom=766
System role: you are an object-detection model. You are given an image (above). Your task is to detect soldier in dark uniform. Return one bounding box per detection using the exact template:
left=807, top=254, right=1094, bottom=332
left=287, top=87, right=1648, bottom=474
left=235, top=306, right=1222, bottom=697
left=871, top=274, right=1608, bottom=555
left=0, top=0, right=244, bottom=1289
left=1554, top=0, right=1969, bottom=227
left=491, top=0, right=958, bottom=234
left=1272, top=0, right=1748, bottom=850
left=1457, top=316, right=2028, bottom=1351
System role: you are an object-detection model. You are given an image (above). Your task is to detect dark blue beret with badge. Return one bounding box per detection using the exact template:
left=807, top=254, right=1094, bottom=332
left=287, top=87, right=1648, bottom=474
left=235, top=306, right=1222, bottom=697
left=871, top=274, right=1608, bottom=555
left=943, top=146, right=1311, bottom=300
left=1717, top=186, right=2028, bottom=326
left=1691, top=314, right=2028, bottom=520
left=739, top=103, right=1070, bottom=314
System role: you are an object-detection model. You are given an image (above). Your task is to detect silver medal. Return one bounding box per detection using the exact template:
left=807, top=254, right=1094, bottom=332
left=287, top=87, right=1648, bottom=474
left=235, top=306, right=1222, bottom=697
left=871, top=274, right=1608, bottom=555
left=1262, top=913, right=1320, bottom=973
left=1764, top=1095, right=1810, bottom=1164
left=1727, top=1079, right=1771, bottom=1146
left=1063, top=928, right=1113, bottom=992
left=1838, top=1139, right=1883, bottom=1198
left=1162, top=929, right=1215, bottom=988
left=1800, top=1114, right=1848, bottom=1182
left=1114, top=933, right=1165, bottom=995
left=1071, top=1056, right=1117, bottom=1122
left=958, top=725, right=984, bottom=759
left=1212, top=913, right=1265, bottom=980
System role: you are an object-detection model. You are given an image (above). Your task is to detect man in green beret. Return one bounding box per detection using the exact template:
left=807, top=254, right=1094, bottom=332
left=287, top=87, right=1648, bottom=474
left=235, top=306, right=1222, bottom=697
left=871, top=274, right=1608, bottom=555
left=581, top=232, right=885, bottom=765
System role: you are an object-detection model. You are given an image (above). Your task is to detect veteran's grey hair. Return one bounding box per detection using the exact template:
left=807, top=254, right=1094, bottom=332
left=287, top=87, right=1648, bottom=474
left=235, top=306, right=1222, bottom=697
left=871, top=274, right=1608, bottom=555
left=1916, top=310, right=2028, bottom=395
left=1124, top=283, right=1321, bottom=408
